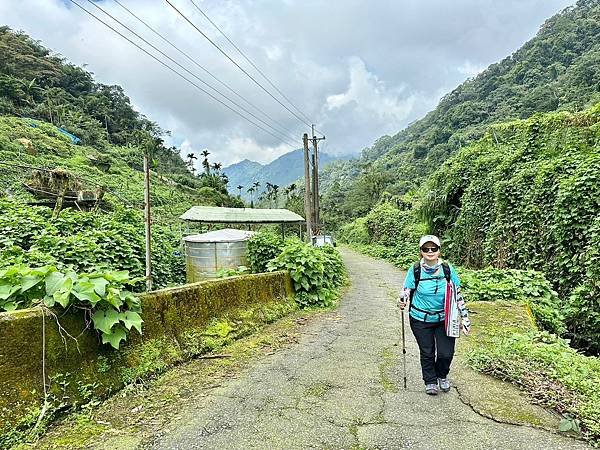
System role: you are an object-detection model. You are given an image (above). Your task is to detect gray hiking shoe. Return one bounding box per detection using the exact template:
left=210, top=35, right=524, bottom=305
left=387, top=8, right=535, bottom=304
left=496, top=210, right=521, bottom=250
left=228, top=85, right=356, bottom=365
left=425, top=383, right=438, bottom=395
left=438, top=378, right=451, bottom=392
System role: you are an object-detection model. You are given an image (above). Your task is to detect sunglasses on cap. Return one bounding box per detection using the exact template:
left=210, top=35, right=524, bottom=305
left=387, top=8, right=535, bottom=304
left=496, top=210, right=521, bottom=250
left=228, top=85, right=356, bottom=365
left=420, top=246, right=440, bottom=253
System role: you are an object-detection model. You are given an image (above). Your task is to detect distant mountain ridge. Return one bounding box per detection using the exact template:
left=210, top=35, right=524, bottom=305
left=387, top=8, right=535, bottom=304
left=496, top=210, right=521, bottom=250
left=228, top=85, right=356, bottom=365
left=223, top=149, right=341, bottom=199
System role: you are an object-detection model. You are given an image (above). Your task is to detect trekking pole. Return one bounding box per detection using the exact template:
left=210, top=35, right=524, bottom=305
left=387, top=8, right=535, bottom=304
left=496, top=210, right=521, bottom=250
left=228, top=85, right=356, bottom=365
left=401, top=307, right=407, bottom=390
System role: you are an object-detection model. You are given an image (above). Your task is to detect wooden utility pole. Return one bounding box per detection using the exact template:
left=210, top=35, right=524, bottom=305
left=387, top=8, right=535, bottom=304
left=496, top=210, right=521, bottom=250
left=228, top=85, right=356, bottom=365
left=311, top=124, right=325, bottom=235
left=143, top=148, right=153, bottom=291
left=302, top=133, right=313, bottom=241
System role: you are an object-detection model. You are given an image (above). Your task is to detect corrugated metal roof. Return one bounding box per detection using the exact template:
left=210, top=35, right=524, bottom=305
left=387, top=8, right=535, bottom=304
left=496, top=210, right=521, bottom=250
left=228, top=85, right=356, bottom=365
left=183, top=228, right=254, bottom=243
left=180, top=206, right=305, bottom=224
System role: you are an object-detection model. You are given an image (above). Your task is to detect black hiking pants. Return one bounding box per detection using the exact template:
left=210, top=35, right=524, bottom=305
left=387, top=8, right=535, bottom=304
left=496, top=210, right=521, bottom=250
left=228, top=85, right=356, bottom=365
left=409, top=316, right=456, bottom=385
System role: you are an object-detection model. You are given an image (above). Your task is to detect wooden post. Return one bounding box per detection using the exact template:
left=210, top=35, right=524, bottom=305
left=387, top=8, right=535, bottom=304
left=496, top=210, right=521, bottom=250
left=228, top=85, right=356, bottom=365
left=303, top=133, right=313, bottom=242
left=143, top=151, right=153, bottom=291
left=311, top=125, right=324, bottom=235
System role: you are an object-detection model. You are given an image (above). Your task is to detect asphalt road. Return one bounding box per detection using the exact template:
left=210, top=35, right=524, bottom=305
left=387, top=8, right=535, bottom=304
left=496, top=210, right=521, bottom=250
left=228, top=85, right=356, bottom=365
left=149, top=248, right=589, bottom=450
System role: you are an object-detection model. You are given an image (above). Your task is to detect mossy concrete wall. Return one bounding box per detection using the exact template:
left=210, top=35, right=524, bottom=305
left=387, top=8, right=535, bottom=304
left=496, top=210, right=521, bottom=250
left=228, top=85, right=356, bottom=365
left=0, top=271, right=294, bottom=438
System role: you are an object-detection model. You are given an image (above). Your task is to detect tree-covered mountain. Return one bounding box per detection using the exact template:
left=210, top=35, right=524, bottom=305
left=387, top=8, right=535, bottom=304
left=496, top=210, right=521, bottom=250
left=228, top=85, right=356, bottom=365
left=321, top=0, right=600, bottom=228
left=0, top=27, right=242, bottom=214
left=222, top=159, right=263, bottom=196
left=223, top=148, right=341, bottom=200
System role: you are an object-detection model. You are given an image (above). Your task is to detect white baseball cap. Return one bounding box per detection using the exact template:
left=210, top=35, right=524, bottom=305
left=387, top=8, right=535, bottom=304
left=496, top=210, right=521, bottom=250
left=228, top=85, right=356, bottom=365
left=419, top=235, right=441, bottom=248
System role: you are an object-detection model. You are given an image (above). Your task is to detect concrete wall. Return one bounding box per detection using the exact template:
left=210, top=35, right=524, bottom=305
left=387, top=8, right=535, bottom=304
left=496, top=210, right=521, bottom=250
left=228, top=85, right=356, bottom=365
left=0, top=272, right=294, bottom=437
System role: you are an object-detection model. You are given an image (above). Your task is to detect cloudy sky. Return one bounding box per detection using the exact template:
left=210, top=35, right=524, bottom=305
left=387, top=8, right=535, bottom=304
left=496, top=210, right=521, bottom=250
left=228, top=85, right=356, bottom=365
left=2, top=0, right=574, bottom=167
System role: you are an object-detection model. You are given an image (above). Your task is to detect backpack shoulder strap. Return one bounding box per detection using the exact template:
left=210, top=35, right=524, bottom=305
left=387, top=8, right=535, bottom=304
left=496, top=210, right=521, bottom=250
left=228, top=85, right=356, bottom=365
left=441, top=262, right=451, bottom=283
left=413, top=262, right=421, bottom=287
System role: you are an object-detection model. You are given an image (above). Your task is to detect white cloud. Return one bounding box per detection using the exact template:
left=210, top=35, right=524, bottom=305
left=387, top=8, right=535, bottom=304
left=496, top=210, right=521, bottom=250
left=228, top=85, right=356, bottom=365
left=0, top=0, right=575, bottom=166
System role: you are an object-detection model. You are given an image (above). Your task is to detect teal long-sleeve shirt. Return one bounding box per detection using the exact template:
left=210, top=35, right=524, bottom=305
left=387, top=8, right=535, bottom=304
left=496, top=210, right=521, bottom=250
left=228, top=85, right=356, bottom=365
left=403, top=262, right=461, bottom=323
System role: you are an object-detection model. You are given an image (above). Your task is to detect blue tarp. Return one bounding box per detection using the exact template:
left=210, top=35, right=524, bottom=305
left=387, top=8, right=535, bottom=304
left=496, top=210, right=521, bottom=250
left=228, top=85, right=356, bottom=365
left=24, top=119, right=81, bottom=145
left=56, top=127, right=81, bottom=144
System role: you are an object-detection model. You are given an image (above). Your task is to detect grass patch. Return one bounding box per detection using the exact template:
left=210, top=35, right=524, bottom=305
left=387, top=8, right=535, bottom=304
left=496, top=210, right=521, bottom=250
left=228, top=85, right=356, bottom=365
left=463, top=301, right=600, bottom=446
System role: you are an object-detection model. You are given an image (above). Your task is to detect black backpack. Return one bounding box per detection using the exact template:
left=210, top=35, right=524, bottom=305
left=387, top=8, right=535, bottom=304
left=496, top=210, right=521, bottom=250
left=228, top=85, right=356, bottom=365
left=409, top=262, right=451, bottom=301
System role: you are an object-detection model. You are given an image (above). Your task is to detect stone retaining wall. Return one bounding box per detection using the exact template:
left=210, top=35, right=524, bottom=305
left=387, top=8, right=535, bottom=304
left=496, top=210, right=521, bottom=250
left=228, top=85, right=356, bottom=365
left=0, top=272, right=294, bottom=438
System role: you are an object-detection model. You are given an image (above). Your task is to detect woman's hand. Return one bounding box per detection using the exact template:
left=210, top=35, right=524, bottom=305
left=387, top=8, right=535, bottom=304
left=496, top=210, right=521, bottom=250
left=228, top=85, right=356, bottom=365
left=398, top=288, right=411, bottom=309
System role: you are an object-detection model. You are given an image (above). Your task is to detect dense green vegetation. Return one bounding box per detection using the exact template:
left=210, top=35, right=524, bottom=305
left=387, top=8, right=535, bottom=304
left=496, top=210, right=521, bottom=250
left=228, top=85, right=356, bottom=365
left=464, top=300, right=600, bottom=445
left=0, top=28, right=243, bottom=352
left=0, top=26, right=165, bottom=150
left=0, top=27, right=242, bottom=217
left=0, top=116, right=240, bottom=223
left=0, top=199, right=183, bottom=289
left=338, top=202, right=425, bottom=268
left=247, top=231, right=347, bottom=308
left=458, top=267, right=565, bottom=336
left=422, top=105, right=600, bottom=353
left=321, top=0, right=600, bottom=228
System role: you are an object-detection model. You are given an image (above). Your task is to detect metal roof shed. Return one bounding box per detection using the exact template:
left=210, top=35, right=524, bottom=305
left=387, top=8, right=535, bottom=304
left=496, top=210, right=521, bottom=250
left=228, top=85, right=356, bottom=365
left=180, top=206, right=305, bottom=238
left=180, top=206, right=304, bottom=224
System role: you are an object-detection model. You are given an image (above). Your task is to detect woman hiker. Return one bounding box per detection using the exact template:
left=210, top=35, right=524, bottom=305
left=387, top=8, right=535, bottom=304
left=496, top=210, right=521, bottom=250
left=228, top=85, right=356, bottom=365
left=398, top=235, right=471, bottom=395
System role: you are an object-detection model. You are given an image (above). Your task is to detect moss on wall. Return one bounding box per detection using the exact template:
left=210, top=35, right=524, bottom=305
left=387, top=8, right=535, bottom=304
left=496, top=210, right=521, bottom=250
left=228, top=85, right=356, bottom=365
left=0, top=271, right=294, bottom=445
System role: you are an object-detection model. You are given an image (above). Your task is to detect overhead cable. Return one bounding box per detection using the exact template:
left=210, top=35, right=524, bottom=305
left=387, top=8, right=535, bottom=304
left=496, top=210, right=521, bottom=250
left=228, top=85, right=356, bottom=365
left=112, top=0, right=298, bottom=141
left=82, top=0, right=301, bottom=146
left=165, top=0, right=314, bottom=130
left=68, top=0, right=299, bottom=148
left=188, top=0, right=313, bottom=126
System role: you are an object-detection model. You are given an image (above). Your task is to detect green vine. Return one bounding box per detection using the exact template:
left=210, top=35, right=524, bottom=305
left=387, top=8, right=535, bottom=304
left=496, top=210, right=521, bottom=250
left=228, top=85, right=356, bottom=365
left=0, top=264, right=142, bottom=348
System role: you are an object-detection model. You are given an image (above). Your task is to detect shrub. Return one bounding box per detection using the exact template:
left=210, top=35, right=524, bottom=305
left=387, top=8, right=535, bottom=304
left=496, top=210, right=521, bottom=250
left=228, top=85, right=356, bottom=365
left=0, top=264, right=142, bottom=349
left=341, top=202, right=426, bottom=269
left=267, top=241, right=346, bottom=308
left=459, top=267, right=565, bottom=335
left=0, top=199, right=184, bottom=290
left=247, top=231, right=285, bottom=273
left=338, top=217, right=369, bottom=245
left=364, top=203, right=407, bottom=247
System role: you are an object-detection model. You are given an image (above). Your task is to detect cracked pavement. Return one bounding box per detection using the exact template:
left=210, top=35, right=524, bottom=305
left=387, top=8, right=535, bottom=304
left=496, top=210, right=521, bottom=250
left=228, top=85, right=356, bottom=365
left=150, top=248, right=589, bottom=450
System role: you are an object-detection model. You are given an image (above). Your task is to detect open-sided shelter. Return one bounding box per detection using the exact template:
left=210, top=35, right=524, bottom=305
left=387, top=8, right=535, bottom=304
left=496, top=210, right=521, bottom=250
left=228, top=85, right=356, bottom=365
left=180, top=206, right=305, bottom=237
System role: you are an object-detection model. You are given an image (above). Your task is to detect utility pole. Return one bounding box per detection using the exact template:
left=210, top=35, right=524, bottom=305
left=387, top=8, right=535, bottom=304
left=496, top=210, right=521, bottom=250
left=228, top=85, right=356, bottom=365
left=311, top=124, right=325, bottom=235
left=143, top=145, right=153, bottom=291
left=302, top=133, right=313, bottom=242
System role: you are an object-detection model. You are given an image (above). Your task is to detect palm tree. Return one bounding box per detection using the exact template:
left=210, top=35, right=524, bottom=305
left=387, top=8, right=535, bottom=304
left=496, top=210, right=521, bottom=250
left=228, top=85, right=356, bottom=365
left=212, top=162, right=222, bottom=173
left=247, top=186, right=255, bottom=207
left=237, top=185, right=243, bottom=197
left=272, top=184, right=279, bottom=207
left=284, top=183, right=297, bottom=200
left=201, top=149, right=210, bottom=175
left=186, top=153, right=198, bottom=175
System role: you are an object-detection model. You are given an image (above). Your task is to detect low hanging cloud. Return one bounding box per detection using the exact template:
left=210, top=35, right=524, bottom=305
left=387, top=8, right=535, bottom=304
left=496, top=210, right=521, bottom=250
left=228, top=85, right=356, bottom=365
left=0, top=0, right=574, bottom=166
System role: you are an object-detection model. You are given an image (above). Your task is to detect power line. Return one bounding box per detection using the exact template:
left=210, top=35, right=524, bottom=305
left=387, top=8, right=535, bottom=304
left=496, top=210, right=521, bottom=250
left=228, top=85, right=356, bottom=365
left=188, top=0, right=313, bottom=126
left=112, top=0, right=299, bottom=142
left=165, top=0, right=314, bottom=130
left=68, top=0, right=300, bottom=148
left=83, top=0, right=301, bottom=147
